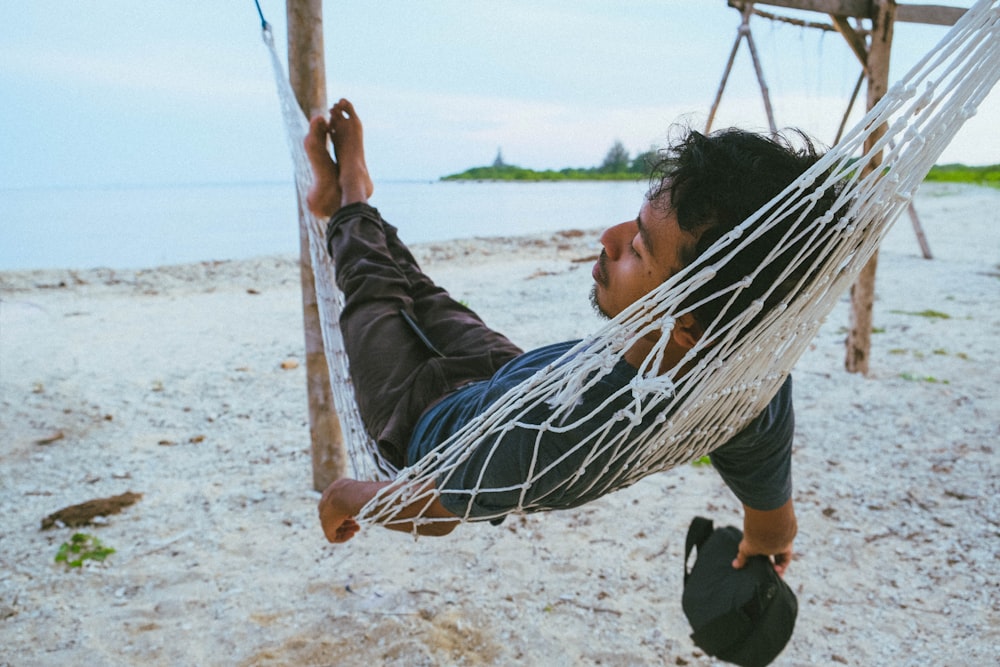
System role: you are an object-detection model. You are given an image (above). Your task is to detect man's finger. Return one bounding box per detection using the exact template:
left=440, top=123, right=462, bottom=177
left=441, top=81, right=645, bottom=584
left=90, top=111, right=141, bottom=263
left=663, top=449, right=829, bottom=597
left=772, top=552, right=792, bottom=577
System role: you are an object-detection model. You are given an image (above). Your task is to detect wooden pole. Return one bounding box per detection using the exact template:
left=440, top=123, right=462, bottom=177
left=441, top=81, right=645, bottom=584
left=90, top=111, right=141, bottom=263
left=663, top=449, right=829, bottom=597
left=907, top=202, right=933, bottom=259
left=845, top=0, right=895, bottom=375
left=707, top=3, right=779, bottom=134
left=705, top=27, right=745, bottom=133
left=286, top=0, right=347, bottom=490
left=742, top=8, right=779, bottom=134
left=834, top=70, right=865, bottom=144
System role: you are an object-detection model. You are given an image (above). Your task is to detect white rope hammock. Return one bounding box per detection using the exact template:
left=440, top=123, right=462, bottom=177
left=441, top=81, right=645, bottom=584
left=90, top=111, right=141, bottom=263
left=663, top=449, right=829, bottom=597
left=262, top=0, right=999, bottom=530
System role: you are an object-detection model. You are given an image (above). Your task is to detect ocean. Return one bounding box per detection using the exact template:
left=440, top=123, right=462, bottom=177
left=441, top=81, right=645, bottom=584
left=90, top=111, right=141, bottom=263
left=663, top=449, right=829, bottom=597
left=0, top=180, right=648, bottom=271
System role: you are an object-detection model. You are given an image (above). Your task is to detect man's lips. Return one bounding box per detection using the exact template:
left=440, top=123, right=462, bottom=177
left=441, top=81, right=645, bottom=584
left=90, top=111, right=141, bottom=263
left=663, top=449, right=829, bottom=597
left=592, top=251, right=608, bottom=287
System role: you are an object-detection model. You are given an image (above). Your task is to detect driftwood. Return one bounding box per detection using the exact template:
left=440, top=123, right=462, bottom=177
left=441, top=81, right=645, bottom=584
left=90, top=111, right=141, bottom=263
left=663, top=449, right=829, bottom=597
left=40, top=491, right=142, bottom=530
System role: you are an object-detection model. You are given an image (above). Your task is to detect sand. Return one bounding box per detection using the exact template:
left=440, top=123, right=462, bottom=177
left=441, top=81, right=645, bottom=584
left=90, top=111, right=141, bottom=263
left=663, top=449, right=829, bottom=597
left=1, top=183, right=998, bottom=666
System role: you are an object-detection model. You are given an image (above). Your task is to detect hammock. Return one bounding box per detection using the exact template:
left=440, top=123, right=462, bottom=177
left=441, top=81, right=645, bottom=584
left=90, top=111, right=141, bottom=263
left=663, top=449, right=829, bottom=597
left=261, top=0, right=999, bottom=531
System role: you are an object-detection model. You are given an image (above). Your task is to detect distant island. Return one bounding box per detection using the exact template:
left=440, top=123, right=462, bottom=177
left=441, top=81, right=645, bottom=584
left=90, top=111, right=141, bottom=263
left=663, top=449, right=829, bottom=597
left=442, top=142, right=654, bottom=182
left=924, top=163, right=1000, bottom=188
left=444, top=143, right=999, bottom=189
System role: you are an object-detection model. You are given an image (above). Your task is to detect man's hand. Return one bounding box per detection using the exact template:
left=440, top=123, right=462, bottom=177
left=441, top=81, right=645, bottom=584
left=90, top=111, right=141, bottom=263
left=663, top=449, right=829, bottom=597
left=732, top=536, right=794, bottom=577
left=732, top=499, right=797, bottom=577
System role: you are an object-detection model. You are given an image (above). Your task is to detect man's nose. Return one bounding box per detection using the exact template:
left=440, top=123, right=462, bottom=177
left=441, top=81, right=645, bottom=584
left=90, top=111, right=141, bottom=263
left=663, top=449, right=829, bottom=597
left=600, top=220, right=636, bottom=260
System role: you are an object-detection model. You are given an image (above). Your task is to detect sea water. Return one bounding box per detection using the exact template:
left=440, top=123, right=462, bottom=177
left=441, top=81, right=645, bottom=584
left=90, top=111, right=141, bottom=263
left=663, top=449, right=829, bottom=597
left=0, top=180, right=648, bottom=271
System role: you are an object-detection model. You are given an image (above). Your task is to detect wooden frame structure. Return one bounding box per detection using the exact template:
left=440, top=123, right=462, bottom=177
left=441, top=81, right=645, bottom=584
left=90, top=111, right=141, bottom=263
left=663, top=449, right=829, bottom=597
left=707, top=0, right=966, bottom=374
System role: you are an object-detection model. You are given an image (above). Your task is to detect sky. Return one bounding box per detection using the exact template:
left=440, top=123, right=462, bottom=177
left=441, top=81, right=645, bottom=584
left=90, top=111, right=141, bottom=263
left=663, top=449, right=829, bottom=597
left=1, top=0, right=996, bottom=191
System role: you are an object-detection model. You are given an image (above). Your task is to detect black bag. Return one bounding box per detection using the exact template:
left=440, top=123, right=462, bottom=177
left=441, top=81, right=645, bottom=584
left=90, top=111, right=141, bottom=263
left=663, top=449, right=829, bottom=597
left=682, top=516, right=797, bottom=667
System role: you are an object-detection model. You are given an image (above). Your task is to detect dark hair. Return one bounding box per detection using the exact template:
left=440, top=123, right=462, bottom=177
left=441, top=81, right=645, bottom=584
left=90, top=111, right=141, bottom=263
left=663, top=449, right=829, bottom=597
left=647, top=128, right=842, bottom=335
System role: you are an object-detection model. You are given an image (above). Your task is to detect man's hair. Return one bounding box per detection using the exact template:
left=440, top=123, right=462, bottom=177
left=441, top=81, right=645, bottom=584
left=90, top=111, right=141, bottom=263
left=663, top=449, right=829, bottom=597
left=647, top=127, right=842, bottom=335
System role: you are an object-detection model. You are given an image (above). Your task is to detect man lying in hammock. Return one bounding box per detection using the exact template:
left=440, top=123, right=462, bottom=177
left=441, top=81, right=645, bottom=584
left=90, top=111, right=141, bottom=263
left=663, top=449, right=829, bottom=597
left=309, top=99, right=830, bottom=575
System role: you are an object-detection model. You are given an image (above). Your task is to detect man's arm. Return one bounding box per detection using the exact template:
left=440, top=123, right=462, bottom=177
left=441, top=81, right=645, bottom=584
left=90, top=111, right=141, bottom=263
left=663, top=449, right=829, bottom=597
left=733, top=498, right=797, bottom=576
left=318, top=477, right=460, bottom=543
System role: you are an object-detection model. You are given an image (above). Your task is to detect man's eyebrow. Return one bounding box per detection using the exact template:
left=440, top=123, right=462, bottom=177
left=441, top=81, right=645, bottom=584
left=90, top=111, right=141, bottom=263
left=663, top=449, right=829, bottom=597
left=636, top=210, right=655, bottom=256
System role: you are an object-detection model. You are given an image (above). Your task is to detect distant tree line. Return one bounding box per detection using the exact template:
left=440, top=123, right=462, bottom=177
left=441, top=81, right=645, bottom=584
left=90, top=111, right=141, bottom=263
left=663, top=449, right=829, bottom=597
left=445, top=144, right=999, bottom=188
left=442, top=141, right=659, bottom=181
left=924, top=163, right=1000, bottom=188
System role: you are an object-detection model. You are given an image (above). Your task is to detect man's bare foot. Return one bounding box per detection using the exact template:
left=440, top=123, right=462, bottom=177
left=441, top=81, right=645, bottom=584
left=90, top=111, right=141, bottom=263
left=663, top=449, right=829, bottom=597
left=328, top=99, right=375, bottom=207
left=319, top=478, right=360, bottom=543
left=304, top=115, right=342, bottom=218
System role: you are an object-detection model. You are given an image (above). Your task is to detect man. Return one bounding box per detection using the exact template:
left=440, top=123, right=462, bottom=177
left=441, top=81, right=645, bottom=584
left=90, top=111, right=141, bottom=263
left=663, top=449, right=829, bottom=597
left=311, top=99, right=831, bottom=576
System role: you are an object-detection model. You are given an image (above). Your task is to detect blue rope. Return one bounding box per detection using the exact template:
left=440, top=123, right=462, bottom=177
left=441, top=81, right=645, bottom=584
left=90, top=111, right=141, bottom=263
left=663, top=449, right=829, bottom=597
left=252, top=0, right=270, bottom=31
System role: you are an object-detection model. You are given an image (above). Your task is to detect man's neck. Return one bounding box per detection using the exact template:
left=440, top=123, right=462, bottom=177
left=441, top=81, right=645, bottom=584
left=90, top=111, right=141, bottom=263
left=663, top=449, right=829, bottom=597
left=623, top=337, right=692, bottom=375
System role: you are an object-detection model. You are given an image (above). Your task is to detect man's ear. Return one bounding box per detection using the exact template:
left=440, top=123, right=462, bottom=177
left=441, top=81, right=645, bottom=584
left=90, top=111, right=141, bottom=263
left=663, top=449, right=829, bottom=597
left=670, top=313, right=704, bottom=350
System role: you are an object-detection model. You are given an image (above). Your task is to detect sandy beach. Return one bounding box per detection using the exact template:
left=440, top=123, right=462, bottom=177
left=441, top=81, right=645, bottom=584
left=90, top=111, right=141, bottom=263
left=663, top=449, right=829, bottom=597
left=1, top=182, right=998, bottom=666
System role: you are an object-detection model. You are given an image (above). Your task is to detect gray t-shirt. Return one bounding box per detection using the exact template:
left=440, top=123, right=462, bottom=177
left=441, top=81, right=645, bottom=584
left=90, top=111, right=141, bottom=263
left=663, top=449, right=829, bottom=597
left=407, top=341, right=793, bottom=519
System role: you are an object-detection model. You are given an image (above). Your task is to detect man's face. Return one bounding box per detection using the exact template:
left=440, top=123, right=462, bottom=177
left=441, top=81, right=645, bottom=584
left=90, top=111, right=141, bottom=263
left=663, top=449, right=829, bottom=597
left=590, top=194, right=696, bottom=320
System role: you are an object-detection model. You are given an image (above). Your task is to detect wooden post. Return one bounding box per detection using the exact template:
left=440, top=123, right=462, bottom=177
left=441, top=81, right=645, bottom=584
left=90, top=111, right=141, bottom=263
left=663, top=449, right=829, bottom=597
left=845, top=0, right=895, bottom=375
left=286, top=0, right=347, bottom=490
left=705, top=19, right=746, bottom=133
left=706, top=3, right=778, bottom=135
left=742, top=6, right=779, bottom=134
left=907, top=202, right=933, bottom=259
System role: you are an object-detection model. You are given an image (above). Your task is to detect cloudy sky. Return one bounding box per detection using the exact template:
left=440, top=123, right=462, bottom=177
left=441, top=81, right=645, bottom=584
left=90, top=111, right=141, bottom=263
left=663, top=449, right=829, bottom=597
left=1, top=0, right=995, bottom=190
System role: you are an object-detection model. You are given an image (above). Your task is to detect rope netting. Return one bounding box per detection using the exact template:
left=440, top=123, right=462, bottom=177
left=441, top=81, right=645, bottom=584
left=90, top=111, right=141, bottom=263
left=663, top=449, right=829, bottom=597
left=262, top=0, right=999, bottom=530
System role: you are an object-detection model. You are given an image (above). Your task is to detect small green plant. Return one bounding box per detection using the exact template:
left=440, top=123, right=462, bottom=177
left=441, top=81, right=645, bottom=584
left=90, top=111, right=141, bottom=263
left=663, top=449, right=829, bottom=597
left=54, top=533, right=115, bottom=568
left=691, top=455, right=713, bottom=467
left=899, top=372, right=949, bottom=384
left=890, top=347, right=970, bottom=361
left=890, top=309, right=951, bottom=320
left=836, top=326, right=886, bottom=335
